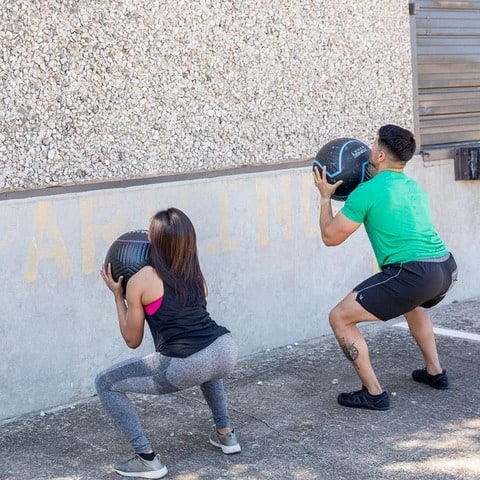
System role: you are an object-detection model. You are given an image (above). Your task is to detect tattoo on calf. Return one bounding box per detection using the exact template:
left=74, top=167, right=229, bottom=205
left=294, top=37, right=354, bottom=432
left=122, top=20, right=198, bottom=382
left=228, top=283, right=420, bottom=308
left=341, top=339, right=359, bottom=363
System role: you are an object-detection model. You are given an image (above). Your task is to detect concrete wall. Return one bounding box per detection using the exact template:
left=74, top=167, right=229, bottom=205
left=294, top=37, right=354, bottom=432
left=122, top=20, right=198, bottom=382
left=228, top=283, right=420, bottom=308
left=0, top=167, right=364, bottom=419
left=1, top=158, right=479, bottom=421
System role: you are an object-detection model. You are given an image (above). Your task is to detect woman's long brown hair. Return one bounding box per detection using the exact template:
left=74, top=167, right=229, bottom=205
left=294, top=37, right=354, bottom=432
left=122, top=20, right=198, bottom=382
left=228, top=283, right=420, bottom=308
left=148, top=208, right=206, bottom=304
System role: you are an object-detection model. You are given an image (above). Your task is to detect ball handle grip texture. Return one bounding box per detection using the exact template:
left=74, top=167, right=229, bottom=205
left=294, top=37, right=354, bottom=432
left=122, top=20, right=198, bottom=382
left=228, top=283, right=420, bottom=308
left=104, top=230, right=151, bottom=296
left=313, top=137, right=375, bottom=201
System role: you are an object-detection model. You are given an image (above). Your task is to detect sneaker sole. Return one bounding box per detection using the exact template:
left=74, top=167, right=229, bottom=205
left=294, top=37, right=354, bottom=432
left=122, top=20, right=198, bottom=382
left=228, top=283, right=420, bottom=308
left=338, top=402, right=390, bottom=411
left=413, top=379, right=449, bottom=390
left=337, top=397, right=390, bottom=411
left=113, top=465, right=168, bottom=479
left=209, top=438, right=242, bottom=454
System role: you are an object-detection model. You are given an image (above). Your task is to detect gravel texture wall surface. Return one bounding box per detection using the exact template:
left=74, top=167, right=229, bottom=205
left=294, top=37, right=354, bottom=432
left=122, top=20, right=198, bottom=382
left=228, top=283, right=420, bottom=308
left=0, top=0, right=413, bottom=191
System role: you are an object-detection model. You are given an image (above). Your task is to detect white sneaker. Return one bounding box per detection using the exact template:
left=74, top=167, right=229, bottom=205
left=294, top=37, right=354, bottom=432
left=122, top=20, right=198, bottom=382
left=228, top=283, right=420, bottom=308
left=209, top=429, right=241, bottom=454
left=113, top=454, right=168, bottom=479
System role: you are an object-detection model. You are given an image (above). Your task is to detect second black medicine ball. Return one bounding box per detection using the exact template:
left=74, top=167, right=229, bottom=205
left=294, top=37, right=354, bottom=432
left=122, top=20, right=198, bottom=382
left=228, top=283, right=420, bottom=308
left=313, top=138, right=376, bottom=201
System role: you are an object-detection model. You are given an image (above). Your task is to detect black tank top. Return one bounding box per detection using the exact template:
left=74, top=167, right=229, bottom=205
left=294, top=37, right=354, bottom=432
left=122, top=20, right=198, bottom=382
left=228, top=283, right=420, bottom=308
left=144, top=284, right=229, bottom=358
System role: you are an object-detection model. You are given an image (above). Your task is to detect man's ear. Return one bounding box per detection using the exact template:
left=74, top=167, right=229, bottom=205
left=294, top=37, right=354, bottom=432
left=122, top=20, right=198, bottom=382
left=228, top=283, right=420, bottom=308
left=378, top=150, right=387, bottom=162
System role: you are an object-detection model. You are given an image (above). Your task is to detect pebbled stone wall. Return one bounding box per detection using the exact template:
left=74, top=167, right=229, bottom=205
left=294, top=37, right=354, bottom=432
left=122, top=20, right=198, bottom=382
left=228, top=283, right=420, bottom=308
left=0, top=0, right=413, bottom=191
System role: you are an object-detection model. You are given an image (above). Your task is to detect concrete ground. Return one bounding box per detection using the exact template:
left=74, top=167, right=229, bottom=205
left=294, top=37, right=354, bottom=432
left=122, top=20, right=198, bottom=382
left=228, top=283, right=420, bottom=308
left=2, top=299, right=479, bottom=480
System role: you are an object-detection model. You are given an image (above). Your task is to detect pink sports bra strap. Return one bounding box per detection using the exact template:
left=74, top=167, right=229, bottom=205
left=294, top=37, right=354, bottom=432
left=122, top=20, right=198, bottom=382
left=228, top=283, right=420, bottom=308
left=144, top=297, right=163, bottom=315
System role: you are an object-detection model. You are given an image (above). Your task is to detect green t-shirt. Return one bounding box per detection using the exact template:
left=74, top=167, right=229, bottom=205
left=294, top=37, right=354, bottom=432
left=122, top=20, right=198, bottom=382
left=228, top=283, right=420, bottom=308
left=341, top=170, right=448, bottom=268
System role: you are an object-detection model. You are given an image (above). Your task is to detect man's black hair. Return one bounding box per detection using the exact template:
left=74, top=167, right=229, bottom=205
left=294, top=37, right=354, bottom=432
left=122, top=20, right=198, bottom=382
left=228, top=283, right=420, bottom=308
left=377, top=124, right=416, bottom=163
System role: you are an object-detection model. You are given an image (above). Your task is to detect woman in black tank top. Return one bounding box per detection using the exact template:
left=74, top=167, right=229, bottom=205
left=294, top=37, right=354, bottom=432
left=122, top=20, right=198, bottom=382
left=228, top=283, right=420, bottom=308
left=97, top=208, right=240, bottom=479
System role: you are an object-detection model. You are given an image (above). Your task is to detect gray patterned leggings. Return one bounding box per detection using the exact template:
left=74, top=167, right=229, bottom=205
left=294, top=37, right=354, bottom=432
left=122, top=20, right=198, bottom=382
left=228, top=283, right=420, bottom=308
left=95, top=333, right=237, bottom=453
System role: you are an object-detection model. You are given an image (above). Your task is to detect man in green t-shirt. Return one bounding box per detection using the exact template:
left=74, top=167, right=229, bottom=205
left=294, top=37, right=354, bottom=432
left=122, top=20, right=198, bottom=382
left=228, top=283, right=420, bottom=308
left=312, top=124, right=457, bottom=411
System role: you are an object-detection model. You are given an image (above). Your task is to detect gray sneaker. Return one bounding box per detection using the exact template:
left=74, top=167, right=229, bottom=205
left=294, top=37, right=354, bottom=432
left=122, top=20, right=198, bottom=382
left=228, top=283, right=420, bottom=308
left=209, top=429, right=241, bottom=454
left=113, top=454, right=168, bottom=479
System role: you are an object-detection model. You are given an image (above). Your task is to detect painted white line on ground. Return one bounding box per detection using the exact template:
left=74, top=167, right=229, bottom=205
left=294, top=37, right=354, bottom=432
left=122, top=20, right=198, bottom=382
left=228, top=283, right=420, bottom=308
left=393, top=322, right=480, bottom=342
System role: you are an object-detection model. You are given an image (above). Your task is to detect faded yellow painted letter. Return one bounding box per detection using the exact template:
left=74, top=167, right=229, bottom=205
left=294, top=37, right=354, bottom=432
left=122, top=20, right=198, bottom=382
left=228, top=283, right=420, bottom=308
left=256, top=176, right=293, bottom=247
left=25, top=201, right=73, bottom=282
left=80, top=197, right=127, bottom=274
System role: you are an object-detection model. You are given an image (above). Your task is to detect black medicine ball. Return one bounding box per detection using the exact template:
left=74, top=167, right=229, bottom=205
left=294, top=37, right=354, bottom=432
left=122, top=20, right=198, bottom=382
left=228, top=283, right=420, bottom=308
left=313, top=138, right=376, bottom=201
left=104, top=230, right=151, bottom=293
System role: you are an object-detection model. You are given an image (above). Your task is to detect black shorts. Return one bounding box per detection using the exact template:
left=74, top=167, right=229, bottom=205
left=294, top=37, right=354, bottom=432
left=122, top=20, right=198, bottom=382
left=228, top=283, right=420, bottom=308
left=354, top=253, right=458, bottom=321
